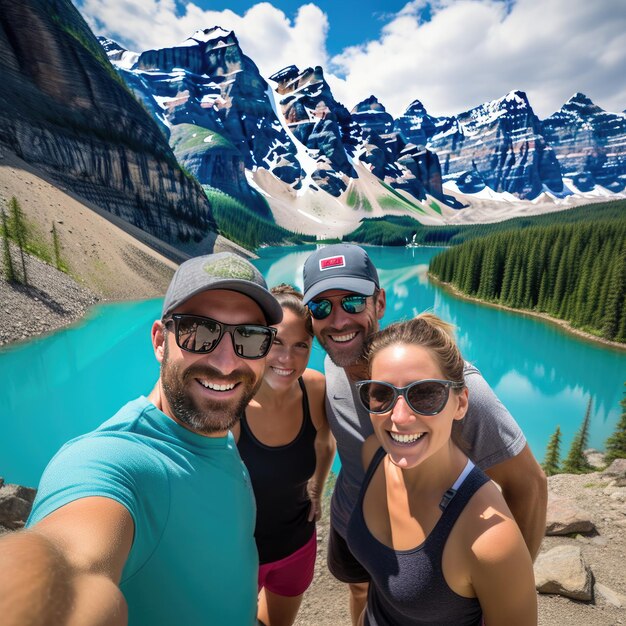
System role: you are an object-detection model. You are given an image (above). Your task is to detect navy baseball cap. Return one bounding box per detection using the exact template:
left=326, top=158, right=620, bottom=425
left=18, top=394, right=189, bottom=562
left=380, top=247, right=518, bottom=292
left=302, top=244, right=379, bottom=304
left=162, top=252, right=283, bottom=324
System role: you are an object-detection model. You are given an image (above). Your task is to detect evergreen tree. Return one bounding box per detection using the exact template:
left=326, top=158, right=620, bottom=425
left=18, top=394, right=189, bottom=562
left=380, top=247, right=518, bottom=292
left=428, top=218, right=626, bottom=343
left=542, top=425, right=562, bottom=476
left=562, top=399, right=594, bottom=474
left=1, top=207, right=15, bottom=282
left=8, top=196, right=28, bottom=284
left=604, top=385, right=626, bottom=465
left=592, top=242, right=613, bottom=330
left=601, top=249, right=625, bottom=341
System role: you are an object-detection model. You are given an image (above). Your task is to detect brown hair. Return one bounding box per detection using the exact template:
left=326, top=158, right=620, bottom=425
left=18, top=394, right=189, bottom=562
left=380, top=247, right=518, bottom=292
left=367, top=313, right=465, bottom=386
left=270, top=284, right=313, bottom=336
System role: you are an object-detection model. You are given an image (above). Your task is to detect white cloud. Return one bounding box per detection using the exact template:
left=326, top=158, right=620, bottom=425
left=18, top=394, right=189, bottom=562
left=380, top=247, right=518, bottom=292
left=78, top=0, right=626, bottom=119
left=79, top=0, right=329, bottom=78
left=328, top=0, right=626, bottom=117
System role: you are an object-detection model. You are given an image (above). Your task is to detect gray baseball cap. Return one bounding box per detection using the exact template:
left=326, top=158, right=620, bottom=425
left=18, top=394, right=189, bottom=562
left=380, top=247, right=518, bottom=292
left=162, top=252, right=283, bottom=324
left=303, top=244, right=379, bottom=304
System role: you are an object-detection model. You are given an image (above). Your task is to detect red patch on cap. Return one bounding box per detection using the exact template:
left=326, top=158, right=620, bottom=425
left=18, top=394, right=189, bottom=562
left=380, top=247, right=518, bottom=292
left=320, top=255, right=345, bottom=270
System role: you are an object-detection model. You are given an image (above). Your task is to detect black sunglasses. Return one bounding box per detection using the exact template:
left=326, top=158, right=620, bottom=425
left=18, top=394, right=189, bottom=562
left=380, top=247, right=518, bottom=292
left=163, top=314, right=277, bottom=360
left=307, top=295, right=368, bottom=320
left=356, top=379, right=465, bottom=415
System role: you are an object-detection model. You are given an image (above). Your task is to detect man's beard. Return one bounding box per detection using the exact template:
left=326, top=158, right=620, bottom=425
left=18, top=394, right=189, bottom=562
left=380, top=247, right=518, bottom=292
left=318, top=331, right=368, bottom=369
left=160, top=346, right=262, bottom=434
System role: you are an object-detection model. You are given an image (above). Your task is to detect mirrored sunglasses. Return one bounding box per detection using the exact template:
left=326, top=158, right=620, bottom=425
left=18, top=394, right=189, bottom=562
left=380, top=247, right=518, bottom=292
left=307, top=295, right=368, bottom=320
left=163, top=314, right=276, bottom=360
left=356, top=379, right=464, bottom=415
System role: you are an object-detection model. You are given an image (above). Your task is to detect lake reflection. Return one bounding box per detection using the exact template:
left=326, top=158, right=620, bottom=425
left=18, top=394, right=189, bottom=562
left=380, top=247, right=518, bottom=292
left=256, top=245, right=626, bottom=462
left=1, top=245, right=624, bottom=487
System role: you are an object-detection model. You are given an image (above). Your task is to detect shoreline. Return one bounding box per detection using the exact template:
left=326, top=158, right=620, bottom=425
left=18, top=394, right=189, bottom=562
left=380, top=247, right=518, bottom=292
left=428, top=274, right=626, bottom=352
left=2, top=242, right=624, bottom=353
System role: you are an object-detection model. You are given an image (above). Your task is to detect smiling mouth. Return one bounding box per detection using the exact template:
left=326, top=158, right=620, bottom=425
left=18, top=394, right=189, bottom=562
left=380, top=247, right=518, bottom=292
left=197, top=379, right=237, bottom=392
left=329, top=331, right=357, bottom=343
left=271, top=367, right=295, bottom=377
left=389, top=432, right=426, bottom=445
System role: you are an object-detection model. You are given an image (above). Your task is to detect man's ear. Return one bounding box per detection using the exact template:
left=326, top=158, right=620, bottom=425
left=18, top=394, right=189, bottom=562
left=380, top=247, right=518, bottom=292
left=375, top=288, right=386, bottom=321
left=152, top=320, right=166, bottom=363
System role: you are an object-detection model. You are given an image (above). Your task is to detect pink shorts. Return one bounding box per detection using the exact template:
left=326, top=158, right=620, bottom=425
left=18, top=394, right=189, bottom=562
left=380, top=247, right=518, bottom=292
left=258, top=531, right=317, bottom=597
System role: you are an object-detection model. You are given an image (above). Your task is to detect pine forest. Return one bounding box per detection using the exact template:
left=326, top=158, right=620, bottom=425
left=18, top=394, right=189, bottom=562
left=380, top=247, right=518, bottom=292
left=429, top=218, right=626, bottom=343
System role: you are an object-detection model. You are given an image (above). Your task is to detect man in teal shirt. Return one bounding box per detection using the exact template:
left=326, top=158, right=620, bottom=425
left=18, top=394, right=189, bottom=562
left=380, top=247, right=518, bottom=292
left=0, top=252, right=283, bottom=626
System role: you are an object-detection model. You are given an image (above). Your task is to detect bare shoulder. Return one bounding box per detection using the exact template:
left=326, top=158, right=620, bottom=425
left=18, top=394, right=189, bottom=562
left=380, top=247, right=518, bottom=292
left=455, top=480, right=538, bottom=624
left=303, top=368, right=326, bottom=395
left=303, top=368, right=328, bottom=429
left=459, top=481, right=528, bottom=564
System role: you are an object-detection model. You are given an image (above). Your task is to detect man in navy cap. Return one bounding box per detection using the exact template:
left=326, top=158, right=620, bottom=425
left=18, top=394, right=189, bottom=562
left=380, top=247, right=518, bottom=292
left=302, top=243, right=547, bottom=625
left=0, top=252, right=282, bottom=626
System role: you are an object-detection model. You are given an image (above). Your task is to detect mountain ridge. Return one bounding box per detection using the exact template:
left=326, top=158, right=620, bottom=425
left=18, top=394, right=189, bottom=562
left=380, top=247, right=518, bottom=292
left=100, top=26, right=625, bottom=241
left=0, top=0, right=222, bottom=255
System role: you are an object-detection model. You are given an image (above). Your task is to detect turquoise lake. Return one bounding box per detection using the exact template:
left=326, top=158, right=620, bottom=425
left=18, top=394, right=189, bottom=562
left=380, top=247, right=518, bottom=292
left=1, top=245, right=625, bottom=488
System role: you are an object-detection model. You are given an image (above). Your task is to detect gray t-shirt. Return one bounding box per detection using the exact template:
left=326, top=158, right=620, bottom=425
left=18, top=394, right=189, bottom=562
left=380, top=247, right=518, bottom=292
left=325, top=356, right=527, bottom=539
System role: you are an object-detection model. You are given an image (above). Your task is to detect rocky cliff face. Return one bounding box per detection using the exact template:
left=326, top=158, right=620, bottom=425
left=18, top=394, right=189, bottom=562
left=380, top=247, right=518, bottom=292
left=542, top=93, right=626, bottom=192
left=0, top=0, right=216, bottom=248
left=351, top=96, right=451, bottom=202
left=350, top=95, right=394, bottom=136
left=396, top=91, right=626, bottom=199
left=394, top=99, right=454, bottom=147
left=101, top=24, right=625, bottom=222
left=270, top=64, right=359, bottom=195
left=102, top=28, right=303, bottom=199
left=421, top=91, right=564, bottom=198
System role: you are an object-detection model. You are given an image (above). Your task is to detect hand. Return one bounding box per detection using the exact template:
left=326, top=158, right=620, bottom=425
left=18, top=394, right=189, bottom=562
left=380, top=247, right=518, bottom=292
left=307, top=481, right=322, bottom=522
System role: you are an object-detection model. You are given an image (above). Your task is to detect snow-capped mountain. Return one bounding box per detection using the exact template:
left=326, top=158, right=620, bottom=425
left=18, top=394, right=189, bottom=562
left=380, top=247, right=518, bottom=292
left=100, top=29, right=626, bottom=237
left=419, top=91, right=563, bottom=198
left=542, top=92, right=626, bottom=193
left=99, top=28, right=302, bottom=202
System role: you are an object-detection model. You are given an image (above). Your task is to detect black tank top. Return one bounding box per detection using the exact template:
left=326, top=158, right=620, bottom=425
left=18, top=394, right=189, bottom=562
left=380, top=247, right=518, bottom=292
left=238, top=378, right=317, bottom=564
left=347, top=447, right=489, bottom=625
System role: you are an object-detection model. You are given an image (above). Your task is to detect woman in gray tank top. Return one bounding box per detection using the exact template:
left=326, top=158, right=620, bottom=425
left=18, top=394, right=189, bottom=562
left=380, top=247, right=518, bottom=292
left=346, top=314, right=537, bottom=625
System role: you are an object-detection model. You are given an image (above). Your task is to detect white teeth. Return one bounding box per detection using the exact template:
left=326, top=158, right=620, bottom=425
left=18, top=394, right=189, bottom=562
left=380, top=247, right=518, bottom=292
left=271, top=367, right=294, bottom=377
left=199, top=380, right=235, bottom=391
left=389, top=432, right=425, bottom=444
left=331, top=332, right=357, bottom=343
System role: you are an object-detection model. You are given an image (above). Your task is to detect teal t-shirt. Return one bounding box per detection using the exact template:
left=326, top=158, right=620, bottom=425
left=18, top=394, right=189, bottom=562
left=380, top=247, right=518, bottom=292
left=27, top=397, right=258, bottom=625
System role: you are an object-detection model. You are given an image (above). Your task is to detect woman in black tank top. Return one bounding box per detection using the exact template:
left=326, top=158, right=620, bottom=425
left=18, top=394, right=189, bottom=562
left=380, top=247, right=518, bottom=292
left=347, top=314, right=537, bottom=626
left=232, top=285, right=335, bottom=626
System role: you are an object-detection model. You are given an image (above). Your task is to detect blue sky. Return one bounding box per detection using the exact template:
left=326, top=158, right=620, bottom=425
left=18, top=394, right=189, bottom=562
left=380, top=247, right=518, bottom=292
left=77, top=0, right=626, bottom=118
left=182, top=0, right=414, bottom=56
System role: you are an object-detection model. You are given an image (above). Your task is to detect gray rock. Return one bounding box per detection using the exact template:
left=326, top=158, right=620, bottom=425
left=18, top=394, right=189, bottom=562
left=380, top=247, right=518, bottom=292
left=0, top=483, right=36, bottom=530
left=534, top=545, right=593, bottom=601
left=584, top=448, right=606, bottom=469
left=603, top=459, right=626, bottom=479
left=546, top=492, right=596, bottom=535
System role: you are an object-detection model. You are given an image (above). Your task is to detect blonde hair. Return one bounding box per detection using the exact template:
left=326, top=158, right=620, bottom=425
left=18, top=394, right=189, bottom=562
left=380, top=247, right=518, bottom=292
left=367, top=313, right=465, bottom=386
left=270, top=284, right=313, bottom=336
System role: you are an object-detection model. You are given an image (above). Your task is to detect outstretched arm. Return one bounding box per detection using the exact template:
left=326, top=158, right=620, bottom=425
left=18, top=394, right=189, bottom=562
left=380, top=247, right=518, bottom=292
left=304, top=369, right=336, bottom=522
left=0, top=496, right=134, bottom=626
left=486, top=443, right=547, bottom=560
